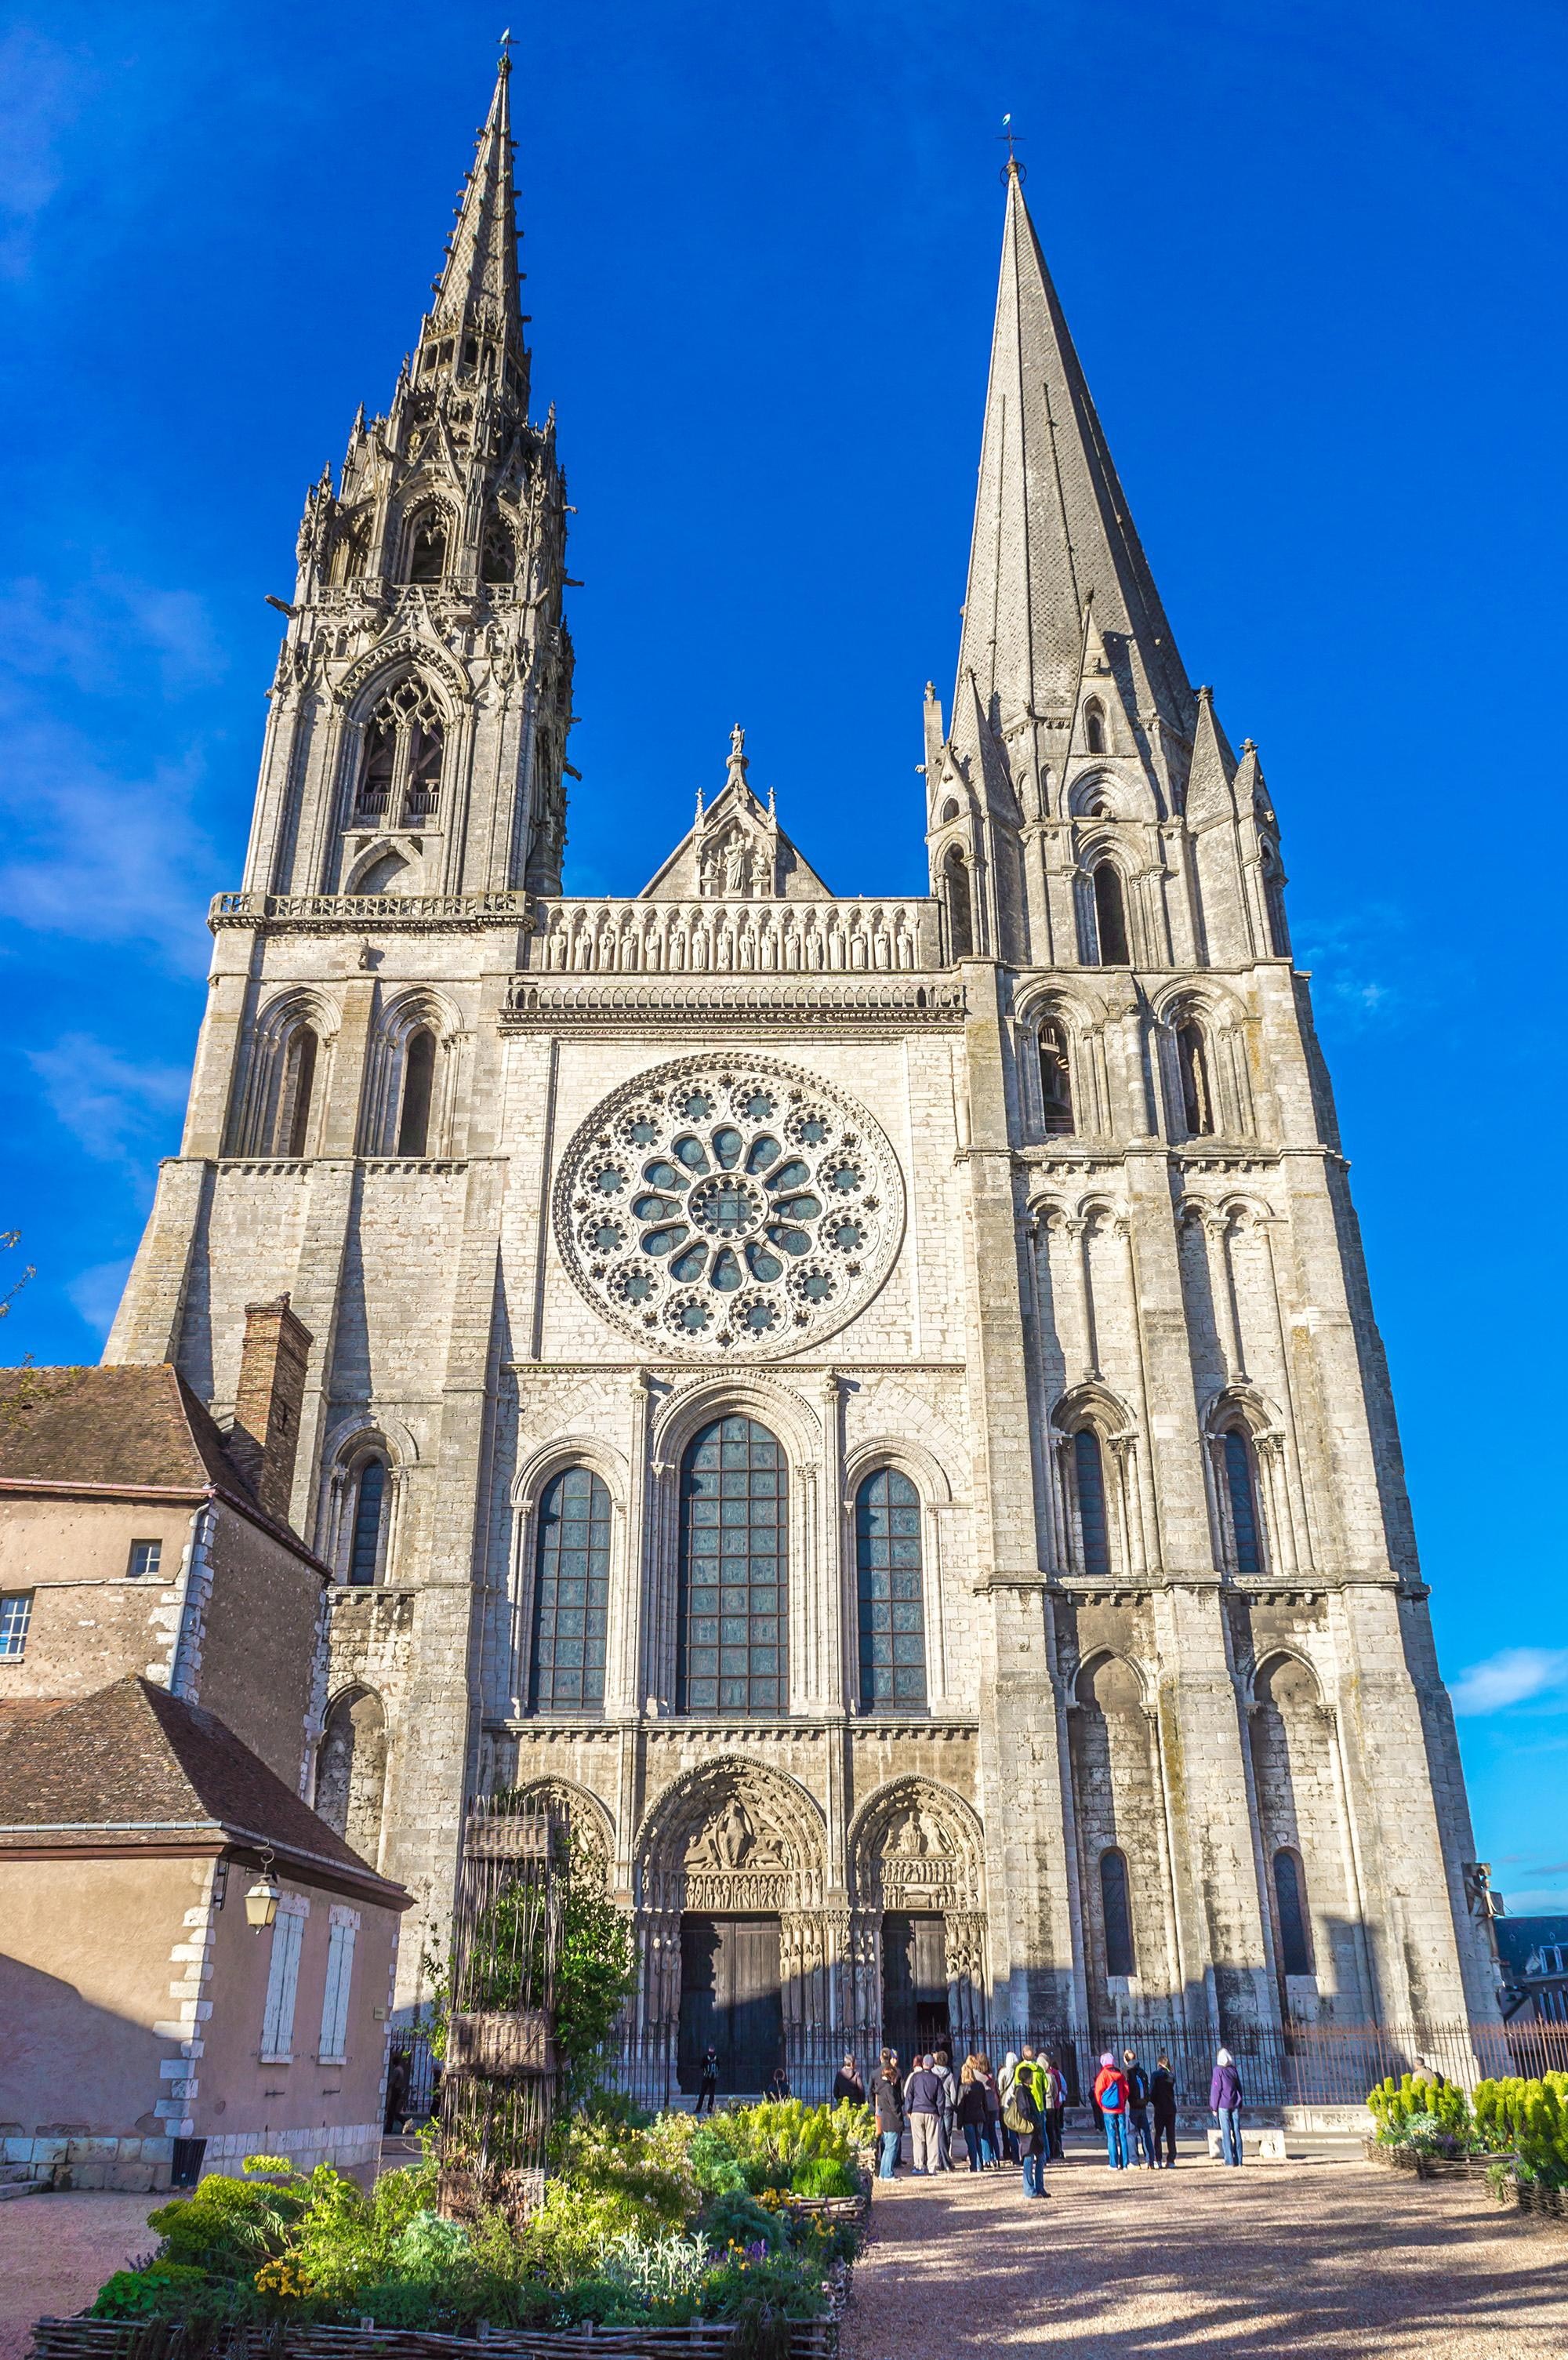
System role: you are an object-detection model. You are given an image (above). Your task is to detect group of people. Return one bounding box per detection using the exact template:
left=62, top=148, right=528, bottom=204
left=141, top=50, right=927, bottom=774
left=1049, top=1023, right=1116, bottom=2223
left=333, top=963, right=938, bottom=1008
left=857, top=2042, right=1251, bottom=2192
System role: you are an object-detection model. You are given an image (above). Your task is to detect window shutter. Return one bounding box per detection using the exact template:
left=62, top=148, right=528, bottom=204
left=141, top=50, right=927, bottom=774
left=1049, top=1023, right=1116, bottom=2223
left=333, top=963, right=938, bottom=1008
left=319, top=1918, right=358, bottom=2062
left=261, top=1908, right=305, bottom=2060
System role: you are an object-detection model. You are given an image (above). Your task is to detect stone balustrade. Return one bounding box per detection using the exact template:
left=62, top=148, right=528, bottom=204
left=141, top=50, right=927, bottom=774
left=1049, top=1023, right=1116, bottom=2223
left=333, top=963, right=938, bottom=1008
left=524, top=894, right=941, bottom=975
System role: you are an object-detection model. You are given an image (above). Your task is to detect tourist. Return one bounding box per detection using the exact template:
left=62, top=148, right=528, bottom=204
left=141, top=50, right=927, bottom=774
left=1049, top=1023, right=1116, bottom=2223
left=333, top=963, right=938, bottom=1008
left=957, top=2059, right=990, bottom=2170
left=931, top=2047, right=958, bottom=2169
left=695, top=2045, right=719, bottom=2115
left=1151, top=2053, right=1178, bottom=2168
left=905, top=2053, right=944, bottom=2176
left=1040, top=2053, right=1066, bottom=2162
left=873, top=2060, right=906, bottom=2180
left=1123, top=2046, right=1156, bottom=2167
left=770, top=2058, right=792, bottom=2101
left=1008, top=2057, right=1048, bottom=2198
left=1093, top=2051, right=1132, bottom=2169
left=833, top=2053, right=865, bottom=2106
left=996, top=2050, right=1020, bottom=2164
left=1210, top=2047, right=1244, bottom=2166
left=383, top=2046, right=411, bottom=2133
left=975, top=2051, right=1004, bottom=2166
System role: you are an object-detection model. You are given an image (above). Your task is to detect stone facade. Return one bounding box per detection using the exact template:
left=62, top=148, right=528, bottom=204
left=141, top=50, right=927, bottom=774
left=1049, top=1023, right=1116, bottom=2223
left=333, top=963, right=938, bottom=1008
left=107, top=69, right=1496, bottom=2063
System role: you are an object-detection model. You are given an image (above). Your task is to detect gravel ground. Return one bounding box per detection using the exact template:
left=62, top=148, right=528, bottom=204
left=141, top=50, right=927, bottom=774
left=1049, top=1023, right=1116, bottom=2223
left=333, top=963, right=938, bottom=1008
left=0, top=2193, right=155, bottom=2360
left=840, top=2153, right=1568, bottom=2358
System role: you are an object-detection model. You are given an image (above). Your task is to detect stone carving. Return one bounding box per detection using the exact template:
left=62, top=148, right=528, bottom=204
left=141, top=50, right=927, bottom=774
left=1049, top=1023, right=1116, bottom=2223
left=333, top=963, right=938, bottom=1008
left=686, top=1795, right=782, bottom=1871
left=553, top=1054, right=905, bottom=1362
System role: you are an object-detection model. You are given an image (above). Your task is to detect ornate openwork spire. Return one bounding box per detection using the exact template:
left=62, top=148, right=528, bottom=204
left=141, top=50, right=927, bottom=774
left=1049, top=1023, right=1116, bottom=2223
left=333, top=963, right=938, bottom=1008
left=956, top=160, right=1194, bottom=740
left=418, top=46, right=530, bottom=407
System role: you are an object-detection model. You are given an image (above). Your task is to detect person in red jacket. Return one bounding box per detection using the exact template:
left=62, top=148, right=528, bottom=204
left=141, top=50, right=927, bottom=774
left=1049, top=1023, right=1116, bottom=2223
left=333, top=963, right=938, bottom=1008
left=1092, top=2052, right=1132, bottom=2169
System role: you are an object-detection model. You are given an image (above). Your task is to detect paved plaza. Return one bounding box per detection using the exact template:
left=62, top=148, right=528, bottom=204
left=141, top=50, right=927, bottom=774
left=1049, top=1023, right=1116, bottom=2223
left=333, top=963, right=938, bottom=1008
left=840, top=2151, right=1568, bottom=2358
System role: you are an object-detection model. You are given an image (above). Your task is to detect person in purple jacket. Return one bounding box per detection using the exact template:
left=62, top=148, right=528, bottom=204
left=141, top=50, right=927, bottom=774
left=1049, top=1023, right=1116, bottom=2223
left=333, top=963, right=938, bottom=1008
left=1210, top=2046, right=1244, bottom=2166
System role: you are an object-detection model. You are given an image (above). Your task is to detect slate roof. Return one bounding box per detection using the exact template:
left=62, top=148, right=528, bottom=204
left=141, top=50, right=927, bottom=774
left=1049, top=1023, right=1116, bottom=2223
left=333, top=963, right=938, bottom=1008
left=0, top=1676, right=409, bottom=1908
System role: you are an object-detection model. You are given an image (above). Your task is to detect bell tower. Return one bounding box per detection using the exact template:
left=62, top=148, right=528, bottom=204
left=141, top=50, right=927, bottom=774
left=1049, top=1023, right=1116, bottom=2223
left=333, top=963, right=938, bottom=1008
left=243, top=45, right=573, bottom=905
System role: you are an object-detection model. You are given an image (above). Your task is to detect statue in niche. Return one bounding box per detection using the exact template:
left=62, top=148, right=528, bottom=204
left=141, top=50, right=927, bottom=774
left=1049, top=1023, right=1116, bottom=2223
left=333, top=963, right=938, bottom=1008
left=886, top=1801, right=951, bottom=1858
left=689, top=1795, right=754, bottom=1869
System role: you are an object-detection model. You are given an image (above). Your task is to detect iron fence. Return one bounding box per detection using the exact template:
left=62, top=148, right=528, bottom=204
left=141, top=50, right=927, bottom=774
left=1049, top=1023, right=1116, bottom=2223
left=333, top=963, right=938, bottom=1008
left=601, top=2014, right=1568, bottom=2117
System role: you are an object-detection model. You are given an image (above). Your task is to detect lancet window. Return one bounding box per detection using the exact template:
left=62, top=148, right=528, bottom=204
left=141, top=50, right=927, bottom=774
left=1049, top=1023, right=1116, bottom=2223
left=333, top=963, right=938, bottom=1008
left=1039, top=1019, right=1074, bottom=1135
left=1073, top=1429, right=1112, bottom=1577
left=942, top=848, right=973, bottom=960
left=1084, top=699, right=1106, bottom=755
left=481, top=517, right=516, bottom=584
left=1261, top=844, right=1290, bottom=957
left=271, top=1026, right=318, bottom=1157
left=1100, top=1847, right=1135, bottom=1975
left=355, top=677, right=445, bottom=828
left=1221, top=1428, right=1263, bottom=1573
left=397, top=1029, right=436, bottom=1156
left=855, top=1469, right=927, bottom=1711
left=1177, top=1020, right=1214, bottom=1137
left=677, top=1417, right=787, bottom=1715
left=1091, top=862, right=1130, bottom=964
left=528, top=1466, right=611, bottom=1714
left=347, top=1458, right=387, bottom=1586
left=407, top=510, right=448, bottom=583
left=1272, top=1847, right=1312, bottom=1977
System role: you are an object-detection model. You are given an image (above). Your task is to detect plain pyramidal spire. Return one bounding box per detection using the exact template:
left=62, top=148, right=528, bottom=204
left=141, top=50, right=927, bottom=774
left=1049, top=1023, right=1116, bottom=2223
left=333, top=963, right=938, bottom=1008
left=956, top=158, right=1194, bottom=741
left=420, top=45, right=530, bottom=401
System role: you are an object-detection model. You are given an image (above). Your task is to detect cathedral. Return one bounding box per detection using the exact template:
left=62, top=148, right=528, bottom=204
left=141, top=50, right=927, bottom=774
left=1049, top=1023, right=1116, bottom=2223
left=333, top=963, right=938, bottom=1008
left=108, top=53, right=1498, bottom=2093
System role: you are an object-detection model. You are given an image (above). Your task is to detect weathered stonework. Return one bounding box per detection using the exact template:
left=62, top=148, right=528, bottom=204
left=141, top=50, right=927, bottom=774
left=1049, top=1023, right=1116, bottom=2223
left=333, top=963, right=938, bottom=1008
left=106, top=73, right=1496, bottom=2057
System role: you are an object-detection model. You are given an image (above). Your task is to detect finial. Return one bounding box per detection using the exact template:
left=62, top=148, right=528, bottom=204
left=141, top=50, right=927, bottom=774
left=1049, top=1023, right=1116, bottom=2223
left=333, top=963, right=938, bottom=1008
left=695, top=784, right=705, bottom=822
left=767, top=784, right=776, bottom=818
left=498, top=26, right=514, bottom=71
left=726, top=723, right=748, bottom=783
left=998, top=114, right=1025, bottom=181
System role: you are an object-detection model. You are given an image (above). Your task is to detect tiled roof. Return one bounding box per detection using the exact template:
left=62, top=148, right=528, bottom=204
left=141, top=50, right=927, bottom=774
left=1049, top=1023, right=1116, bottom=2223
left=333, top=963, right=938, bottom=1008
left=0, top=1677, right=409, bottom=1908
left=0, top=1363, right=249, bottom=1497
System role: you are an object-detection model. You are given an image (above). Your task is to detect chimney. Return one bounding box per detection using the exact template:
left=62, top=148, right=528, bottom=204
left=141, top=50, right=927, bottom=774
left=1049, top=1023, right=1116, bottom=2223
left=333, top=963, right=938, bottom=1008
left=227, top=1294, right=314, bottom=1526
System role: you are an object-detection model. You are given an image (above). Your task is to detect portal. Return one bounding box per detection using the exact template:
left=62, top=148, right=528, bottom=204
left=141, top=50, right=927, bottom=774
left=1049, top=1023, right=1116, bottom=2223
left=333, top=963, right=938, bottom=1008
left=881, top=1910, right=949, bottom=2063
left=677, top=1914, right=785, bottom=2095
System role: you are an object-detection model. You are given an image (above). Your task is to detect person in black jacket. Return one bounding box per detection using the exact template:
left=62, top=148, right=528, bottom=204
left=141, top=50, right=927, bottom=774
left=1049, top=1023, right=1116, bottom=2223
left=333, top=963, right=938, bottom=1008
left=1150, top=2053, right=1178, bottom=2169
left=832, top=2053, right=865, bottom=2107
left=1123, top=2046, right=1156, bottom=2167
left=1011, top=2064, right=1049, bottom=2199
left=873, top=2062, right=906, bottom=2179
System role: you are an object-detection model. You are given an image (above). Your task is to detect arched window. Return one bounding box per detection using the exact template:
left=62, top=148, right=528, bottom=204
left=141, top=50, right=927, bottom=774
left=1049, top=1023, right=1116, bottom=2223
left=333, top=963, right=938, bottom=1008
left=939, top=797, right=960, bottom=823
left=481, top=519, right=515, bottom=584
left=1272, top=1847, right=1312, bottom=1977
left=677, top=1416, right=787, bottom=1715
left=942, top=848, right=973, bottom=960
left=855, top=1469, right=927, bottom=1711
left=1222, top=1428, right=1263, bottom=1573
left=397, top=1029, right=436, bottom=1156
left=329, top=517, right=368, bottom=585
left=356, top=676, right=445, bottom=828
left=1073, top=1429, right=1112, bottom=1576
left=314, top=1686, right=387, bottom=1864
left=273, top=1026, right=318, bottom=1157
left=1039, top=1019, right=1074, bottom=1135
left=1084, top=699, right=1106, bottom=755
left=1261, top=846, right=1290, bottom=957
left=1091, top=863, right=1130, bottom=964
left=1100, top=1847, right=1135, bottom=1976
left=1177, top=1020, right=1214, bottom=1136
left=347, top=1458, right=387, bottom=1585
left=528, top=1465, right=611, bottom=1714
left=407, top=510, right=448, bottom=583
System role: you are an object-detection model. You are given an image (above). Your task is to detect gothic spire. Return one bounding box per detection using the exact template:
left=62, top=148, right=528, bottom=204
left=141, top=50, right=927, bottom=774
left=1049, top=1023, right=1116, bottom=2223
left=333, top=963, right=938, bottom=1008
left=957, top=160, right=1194, bottom=742
left=418, top=47, right=530, bottom=405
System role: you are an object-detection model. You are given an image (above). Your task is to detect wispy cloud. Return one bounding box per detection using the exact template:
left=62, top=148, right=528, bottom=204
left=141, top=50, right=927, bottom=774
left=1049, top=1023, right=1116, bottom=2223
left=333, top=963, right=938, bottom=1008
left=1450, top=1647, right=1568, bottom=1716
left=28, top=1033, right=187, bottom=1167
left=0, top=572, right=227, bottom=699
left=1293, top=902, right=1435, bottom=1032
left=67, top=1255, right=134, bottom=1340
left=0, top=30, right=84, bottom=280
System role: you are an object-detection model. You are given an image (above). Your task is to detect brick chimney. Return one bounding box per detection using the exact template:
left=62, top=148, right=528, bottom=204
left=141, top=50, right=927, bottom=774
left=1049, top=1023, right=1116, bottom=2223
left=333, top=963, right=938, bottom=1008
left=226, top=1294, right=314, bottom=1526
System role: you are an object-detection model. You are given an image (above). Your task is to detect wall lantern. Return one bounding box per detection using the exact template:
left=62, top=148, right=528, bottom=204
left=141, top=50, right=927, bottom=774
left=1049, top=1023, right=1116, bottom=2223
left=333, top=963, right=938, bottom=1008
left=245, top=1844, right=281, bottom=1931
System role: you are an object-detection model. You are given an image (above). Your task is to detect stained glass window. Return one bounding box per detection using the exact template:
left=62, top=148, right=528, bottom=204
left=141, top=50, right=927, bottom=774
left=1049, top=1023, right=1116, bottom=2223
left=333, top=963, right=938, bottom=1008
left=1074, top=1429, right=1112, bottom=1577
left=677, top=1417, right=787, bottom=1715
left=529, top=1465, right=611, bottom=1714
left=856, top=1469, right=927, bottom=1711
left=1101, top=1848, right=1135, bottom=1977
left=347, top=1459, right=386, bottom=1586
left=1223, top=1429, right=1262, bottom=1574
left=1273, top=1848, right=1312, bottom=1977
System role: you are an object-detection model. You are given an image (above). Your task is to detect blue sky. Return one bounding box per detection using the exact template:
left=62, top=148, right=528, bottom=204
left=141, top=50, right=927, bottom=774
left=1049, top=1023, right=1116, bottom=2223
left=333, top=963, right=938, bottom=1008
left=2, top=0, right=1564, bottom=1910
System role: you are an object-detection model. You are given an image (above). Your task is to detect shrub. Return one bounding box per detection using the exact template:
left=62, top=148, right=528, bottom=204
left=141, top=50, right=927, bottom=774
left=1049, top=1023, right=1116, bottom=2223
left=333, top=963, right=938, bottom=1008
left=147, top=2166, right=308, bottom=2278
left=1475, top=2072, right=1568, bottom=2187
left=89, top=2265, right=211, bottom=2321
left=701, top=2190, right=788, bottom=2255
left=1367, top=2074, right=1473, bottom=2155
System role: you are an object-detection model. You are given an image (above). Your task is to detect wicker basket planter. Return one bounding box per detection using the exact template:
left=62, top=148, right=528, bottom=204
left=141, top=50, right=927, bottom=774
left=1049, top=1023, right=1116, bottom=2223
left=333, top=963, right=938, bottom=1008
left=1361, top=2138, right=1503, bottom=2180
left=445, top=2013, right=554, bottom=2079
left=32, top=2322, right=837, bottom=2360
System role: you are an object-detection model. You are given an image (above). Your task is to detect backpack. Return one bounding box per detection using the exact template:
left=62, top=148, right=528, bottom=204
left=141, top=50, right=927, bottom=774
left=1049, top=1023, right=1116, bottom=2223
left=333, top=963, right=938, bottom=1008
left=1002, top=2090, right=1033, bottom=2137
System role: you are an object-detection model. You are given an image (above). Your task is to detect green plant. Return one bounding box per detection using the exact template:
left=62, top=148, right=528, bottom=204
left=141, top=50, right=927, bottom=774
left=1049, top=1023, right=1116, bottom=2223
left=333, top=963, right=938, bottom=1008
left=789, top=2155, right=858, bottom=2198
left=89, top=2265, right=211, bottom=2320
left=701, top=2190, right=788, bottom=2254
left=1475, top=2072, right=1568, bottom=2187
left=147, top=2166, right=308, bottom=2278
left=700, top=2246, right=829, bottom=2360
left=1367, top=2074, right=1473, bottom=2156
left=597, top=2230, right=713, bottom=2307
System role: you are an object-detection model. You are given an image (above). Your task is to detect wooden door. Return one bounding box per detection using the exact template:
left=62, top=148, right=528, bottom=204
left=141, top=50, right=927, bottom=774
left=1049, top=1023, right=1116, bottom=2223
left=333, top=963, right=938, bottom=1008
left=882, top=1912, right=949, bottom=2063
left=679, top=1915, right=784, bottom=2093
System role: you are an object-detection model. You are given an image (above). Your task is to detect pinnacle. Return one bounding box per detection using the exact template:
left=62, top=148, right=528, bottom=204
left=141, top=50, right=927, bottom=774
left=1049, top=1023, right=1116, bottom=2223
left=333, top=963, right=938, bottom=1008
left=417, top=49, right=530, bottom=403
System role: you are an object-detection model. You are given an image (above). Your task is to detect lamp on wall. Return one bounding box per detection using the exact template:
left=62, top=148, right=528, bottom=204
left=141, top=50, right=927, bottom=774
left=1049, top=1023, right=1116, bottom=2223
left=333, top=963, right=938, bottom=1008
left=245, top=1843, right=281, bottom=1931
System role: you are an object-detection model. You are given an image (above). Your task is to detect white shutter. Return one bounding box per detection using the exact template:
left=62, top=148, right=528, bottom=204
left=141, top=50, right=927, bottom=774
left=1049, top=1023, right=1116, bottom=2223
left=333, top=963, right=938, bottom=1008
left=260, top=1903, right=306, bottom=2060
left=319, top=1916, right=357, bottom=2063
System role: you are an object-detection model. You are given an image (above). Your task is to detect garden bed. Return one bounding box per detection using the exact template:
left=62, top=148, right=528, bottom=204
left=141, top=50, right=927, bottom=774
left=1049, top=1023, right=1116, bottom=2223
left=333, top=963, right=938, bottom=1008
left=32, top=2324, right=837, bottom=2360
left=1361, top=2139, right=1503, bottom=2181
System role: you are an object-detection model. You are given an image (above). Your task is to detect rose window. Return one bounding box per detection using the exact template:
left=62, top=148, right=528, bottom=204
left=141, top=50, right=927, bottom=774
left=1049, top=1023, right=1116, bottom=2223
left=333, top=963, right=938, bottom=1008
left=554, top=1056, right=904, bottom=1359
